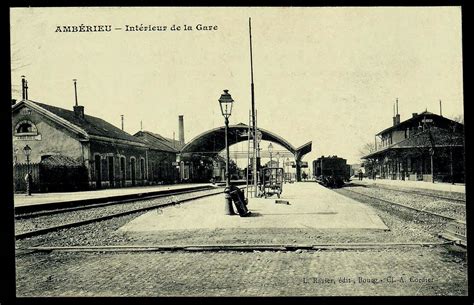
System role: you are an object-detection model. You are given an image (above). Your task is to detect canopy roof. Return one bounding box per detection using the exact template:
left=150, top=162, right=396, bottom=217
left=180, top=123, right=311, bottom=159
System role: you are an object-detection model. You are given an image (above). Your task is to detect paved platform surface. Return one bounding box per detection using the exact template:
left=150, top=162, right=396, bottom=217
left=14, top=183, right=211, bottom=207
left=354, top=178, right=465, bottom=193
left=119, top=183, right=388, bottom=232
left=16, top=247, right=467, bottom=296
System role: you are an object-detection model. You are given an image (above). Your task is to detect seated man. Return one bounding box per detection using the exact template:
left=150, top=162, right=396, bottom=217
left=225, top=184, right=251, bottom=217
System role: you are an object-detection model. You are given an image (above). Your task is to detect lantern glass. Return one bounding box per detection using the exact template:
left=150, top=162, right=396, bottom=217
left=218, top=89, right=234, bottom=118
left=23, top=145, right=32, bottom=157
left=268, top=143, right=273, bottom=153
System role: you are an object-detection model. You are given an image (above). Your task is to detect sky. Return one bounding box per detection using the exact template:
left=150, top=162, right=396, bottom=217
left=10, top=7, right=464, bottom=165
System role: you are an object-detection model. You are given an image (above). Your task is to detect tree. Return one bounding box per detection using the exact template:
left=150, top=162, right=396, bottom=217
left=229, top=159, right=241, bottom=179
left=409, top=121, right=464, bottom=183
left=359, top=142, right=378, bottom=179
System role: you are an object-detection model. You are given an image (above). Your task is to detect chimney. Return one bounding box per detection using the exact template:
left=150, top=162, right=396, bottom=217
left=178, top=115, right=185, bottom=144
left=74, top=105, right=85, bottom=118
left=395, top=98, right=401, bottom=125
left=439, top=100, right=443, bottom=117
left=21, top=75, right=28, bottom=100
left=392, top=103, right=396, bottom=126
left=72, top=79, right=84, bottom=118
left=121, top=115, right=124, bottom=130
left=412, top=113, right=418, bottom=118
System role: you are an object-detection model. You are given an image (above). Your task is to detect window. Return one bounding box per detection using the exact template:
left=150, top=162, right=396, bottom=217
left=15, top=120, right=38, bottom=136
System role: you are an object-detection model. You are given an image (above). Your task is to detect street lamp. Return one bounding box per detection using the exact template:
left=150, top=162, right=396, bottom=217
left=430, top=147, right=435, bottom=183
left=268, top=143, right=273, bottom=168
left=23, top=145, right=32, bottom=196
left=276, top=152, right=280, bottom=168
left=219, top=89, right=235, bottom=215
left=286, top=157, right=290, bottom=182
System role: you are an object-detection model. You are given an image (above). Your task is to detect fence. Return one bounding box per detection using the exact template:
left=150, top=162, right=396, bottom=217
left=13, top=163, right=40, bottom=193
left=13, top=162, right=89, bottom=193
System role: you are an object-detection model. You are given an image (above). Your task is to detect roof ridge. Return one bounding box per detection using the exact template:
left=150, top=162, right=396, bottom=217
left=27, top=100, right=144, bottom=144
left=136, top=130, right=179, bottom=152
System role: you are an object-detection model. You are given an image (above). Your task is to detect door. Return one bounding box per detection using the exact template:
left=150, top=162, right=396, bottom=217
left=95, top=155, right=101, bottom=189
left=140, top=158, right=145, bottom=184
left=108, top=156, right=114, bottom=187
left=120, top=157, right=126, bottom=187
left=131, top=158, right=136, bottom=186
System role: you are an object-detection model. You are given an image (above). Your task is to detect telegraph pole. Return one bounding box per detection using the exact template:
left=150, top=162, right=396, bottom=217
left=249, top=17, right=258, bottom=197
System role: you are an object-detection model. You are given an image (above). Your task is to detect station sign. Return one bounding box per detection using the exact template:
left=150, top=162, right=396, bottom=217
left=291, top=161, right=308, bottom=168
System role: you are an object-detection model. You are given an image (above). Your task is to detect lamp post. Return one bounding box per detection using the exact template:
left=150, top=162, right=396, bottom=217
left=286, top=157, right=290, bottom=182
left=430, top=147, right=435, bottom=183
left=276, top=152, right=280, bottom=168
left=23, top=145, right=32, bottom=196
left=268, top=143, right=273, bottom=168
left=219, top=89, right=235, bottom=215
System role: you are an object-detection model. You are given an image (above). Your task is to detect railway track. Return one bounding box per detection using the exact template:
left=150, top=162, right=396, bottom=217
left=15, top=186, right=237, bottom=240
left=15, top=186, right=214, bottom=219
left=361, top=183, right=465, bottom=204
left=23, top=241, right=454, bottom=254
left=341, top=187, right=462, bottom=222
left=339, top=187, right=466, bottom=247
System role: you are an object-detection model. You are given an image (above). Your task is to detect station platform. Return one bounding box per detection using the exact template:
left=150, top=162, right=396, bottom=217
left=119, top=182, right=388, bottom=232
left=353, top=178, right=465, bottom=193
left=13, top=183, right=213, bottom=208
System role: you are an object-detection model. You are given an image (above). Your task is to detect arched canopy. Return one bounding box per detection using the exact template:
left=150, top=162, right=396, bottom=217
left=180, top=123, right=310, bottom=158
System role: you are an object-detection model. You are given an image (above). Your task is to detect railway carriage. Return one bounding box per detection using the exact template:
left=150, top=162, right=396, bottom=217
left=312, top=156, right=350, bottom=188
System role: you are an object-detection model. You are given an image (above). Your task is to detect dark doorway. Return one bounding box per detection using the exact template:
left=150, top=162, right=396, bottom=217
left=120, top=157, right=126, bottom=187
left=140, top=158, right=146, bottom=183
left=108, top=156, right=114, bottom=187
left=95, top=154, right=101, bottom=189
left=131, top=158, right=136, bottom=186
left=150, top=162, right=155, bottom=182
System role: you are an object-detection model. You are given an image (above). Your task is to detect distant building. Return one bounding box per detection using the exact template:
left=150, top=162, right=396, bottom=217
left=133, top=131, right=180, bottom=184
left=349, top=163, right=363, bottom=177
left=362, top=110, right=464, bottom=183
left=264, top=160, right=280, bottom=168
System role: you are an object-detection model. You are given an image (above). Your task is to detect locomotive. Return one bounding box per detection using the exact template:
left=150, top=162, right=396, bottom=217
left=312, top=156, right=351, bottom=188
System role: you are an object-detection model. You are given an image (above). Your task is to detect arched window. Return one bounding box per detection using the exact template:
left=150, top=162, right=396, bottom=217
left=15, top=120, right=38, bottom=136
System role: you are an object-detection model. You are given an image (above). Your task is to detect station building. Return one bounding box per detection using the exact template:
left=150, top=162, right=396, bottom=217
left=362, top=110, right=465, bottom=183
left=12, top=99, right=151, bottom=191
left=12, top=97, right=224, bottom=192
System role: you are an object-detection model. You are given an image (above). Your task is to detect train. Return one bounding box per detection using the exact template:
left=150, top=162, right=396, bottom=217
left=312, top=156, right=351, bottom=188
